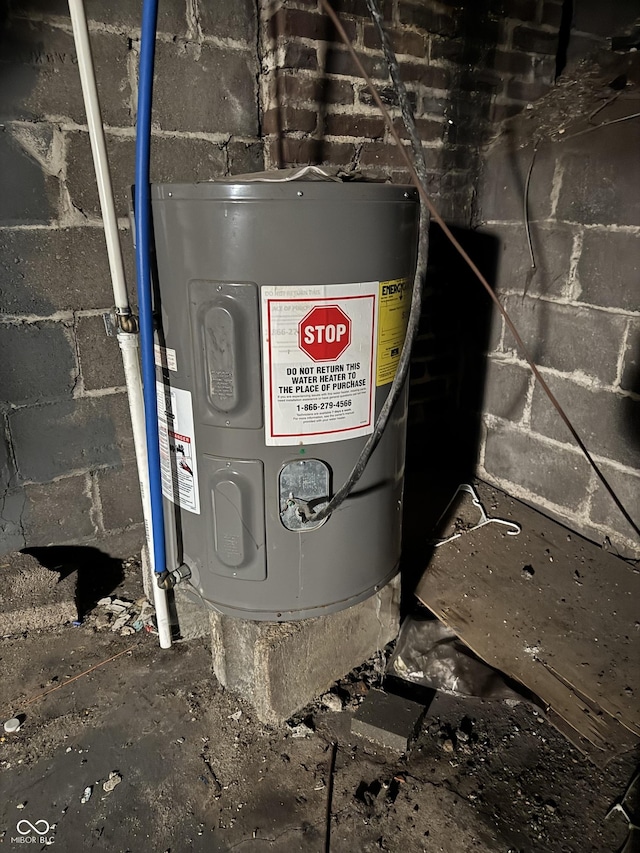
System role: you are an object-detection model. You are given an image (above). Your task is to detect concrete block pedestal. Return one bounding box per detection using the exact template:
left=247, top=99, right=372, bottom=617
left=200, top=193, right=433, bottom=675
left=142, top=547, right=401, bottom=724
left=210, top=575, right=401, bottom=725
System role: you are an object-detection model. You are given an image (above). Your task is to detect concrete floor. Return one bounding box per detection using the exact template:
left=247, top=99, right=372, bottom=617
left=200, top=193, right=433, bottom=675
left=1, top=556, right=638, bottom=853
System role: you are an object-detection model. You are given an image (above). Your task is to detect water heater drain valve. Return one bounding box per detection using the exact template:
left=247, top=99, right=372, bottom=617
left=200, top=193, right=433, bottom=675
left=157, top=563, right=191, bottom=590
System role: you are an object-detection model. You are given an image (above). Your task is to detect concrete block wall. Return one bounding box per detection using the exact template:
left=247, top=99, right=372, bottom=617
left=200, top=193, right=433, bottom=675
left=475, top=50, right=640, bottom=556
left=0, top=0, right=261, bottom=556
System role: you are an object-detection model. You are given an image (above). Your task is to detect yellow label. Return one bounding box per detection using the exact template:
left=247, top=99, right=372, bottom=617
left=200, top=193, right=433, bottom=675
left=376, top=278, right=410, bottom=386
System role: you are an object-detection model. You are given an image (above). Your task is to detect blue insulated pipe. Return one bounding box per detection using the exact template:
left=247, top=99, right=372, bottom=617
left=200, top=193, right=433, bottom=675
left=135, top=0, right=165, bottom=578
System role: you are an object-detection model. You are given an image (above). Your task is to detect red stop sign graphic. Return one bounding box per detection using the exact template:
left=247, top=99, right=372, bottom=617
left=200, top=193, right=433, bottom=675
left=298, top=305, right=351, bottom=362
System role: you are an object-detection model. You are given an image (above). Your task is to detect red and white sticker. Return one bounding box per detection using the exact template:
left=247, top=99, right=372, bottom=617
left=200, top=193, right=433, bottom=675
left=262, top=283, right=378, bottom=446
left=156, top=382, right=200, bottom=514
left=154, top=343, right=177, bottom=372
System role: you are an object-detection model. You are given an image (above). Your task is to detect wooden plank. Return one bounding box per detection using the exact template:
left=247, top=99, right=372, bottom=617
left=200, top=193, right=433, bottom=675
left=416, top=483, right=640, bottom=759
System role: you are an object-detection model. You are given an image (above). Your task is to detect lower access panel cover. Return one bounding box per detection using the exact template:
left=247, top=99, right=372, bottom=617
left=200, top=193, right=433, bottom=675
left=203, top=455, right=266, bottom=581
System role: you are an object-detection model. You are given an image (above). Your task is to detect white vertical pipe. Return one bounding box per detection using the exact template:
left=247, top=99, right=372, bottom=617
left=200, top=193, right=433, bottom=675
left=118, top=334, right=172, bottom=648
left=68, top=0, right=128, bottom=313
left=68, top=0, right=172, bottom=648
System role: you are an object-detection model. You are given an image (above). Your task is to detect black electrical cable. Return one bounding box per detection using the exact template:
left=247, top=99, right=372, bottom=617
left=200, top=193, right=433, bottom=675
left=365, top=0, right=429, bottom=187
left=303, top=2, right=430, bottom=525
left=306, top=202, right=428, bottom=524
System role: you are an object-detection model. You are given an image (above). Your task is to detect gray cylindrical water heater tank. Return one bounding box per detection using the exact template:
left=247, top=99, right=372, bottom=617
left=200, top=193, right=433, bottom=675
left=151, top=176, right=419, bottom=620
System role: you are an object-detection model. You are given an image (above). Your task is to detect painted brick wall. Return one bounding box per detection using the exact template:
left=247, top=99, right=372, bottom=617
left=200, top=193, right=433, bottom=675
left=260, top=0, right=563, bottom=225
left=475, top=50, right=640, bottom=556
left=0, top=0, right=262, bottom=555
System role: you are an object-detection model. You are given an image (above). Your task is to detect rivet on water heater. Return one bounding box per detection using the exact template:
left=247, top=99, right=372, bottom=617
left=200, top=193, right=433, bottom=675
left=297, top=191, right=303, bottom=197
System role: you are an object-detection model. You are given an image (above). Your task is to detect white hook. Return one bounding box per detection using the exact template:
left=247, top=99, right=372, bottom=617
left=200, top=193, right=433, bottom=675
left=434, top=483, right=521, bottom=547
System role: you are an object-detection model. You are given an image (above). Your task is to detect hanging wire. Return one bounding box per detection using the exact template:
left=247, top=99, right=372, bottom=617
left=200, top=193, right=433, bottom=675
left=299, top=4, right=431, bottom=525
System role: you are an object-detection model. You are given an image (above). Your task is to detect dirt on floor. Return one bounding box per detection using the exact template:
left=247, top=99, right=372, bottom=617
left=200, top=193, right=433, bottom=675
left=1, top=558, right=638, bottom=853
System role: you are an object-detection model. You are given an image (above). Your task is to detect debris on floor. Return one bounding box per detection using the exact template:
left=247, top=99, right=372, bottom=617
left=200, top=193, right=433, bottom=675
left=3, top=718, right=22, bottom=734
left=388, top=613, right=527, bottom=702
left=417, top=482, right=640, bottom=759
left=102, top=772, right=122, bottom=794
left=87, top=596, right=156, bottom=637
left=288, top=721, right=315, bottom=739
left=1, top=491, right=639, bottom=852
left=431, top=482, right=521, bottom=547
left=320, top=692, right=344, bottom=713
left=1, top=618, right=636, bottom=852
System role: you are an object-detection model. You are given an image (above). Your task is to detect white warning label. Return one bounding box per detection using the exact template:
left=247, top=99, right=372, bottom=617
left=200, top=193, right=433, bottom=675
left=156, top=382, right=200, bottom=514
left=154, top=343, right=177, bottom=372
left=262, top=283, right=378, bottom=447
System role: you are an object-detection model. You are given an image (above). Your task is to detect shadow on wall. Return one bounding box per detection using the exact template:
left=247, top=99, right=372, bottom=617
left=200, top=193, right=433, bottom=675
left=0, top=6, right=61, bottom=227
left=395, top=2, right=510, bottom=591
left=623, top=338, right=640, bottom=456
left=400, top=226, right=500, bottom=606
left=22, top=545, right=124, bottom=620
left=437, top=1, right=503, bottom=223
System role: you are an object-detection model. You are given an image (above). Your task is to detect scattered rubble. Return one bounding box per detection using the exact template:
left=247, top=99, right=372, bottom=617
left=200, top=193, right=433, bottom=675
left=320, top=692, right=343, bottom=713
left=86, top=596, right=156, bottom=637
left=288, top=722, right=314, bottom=739
left=102, top=772, right=122, bottom=794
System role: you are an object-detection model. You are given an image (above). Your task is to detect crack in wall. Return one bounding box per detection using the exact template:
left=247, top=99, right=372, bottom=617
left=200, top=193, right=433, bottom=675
left=614, top=319, right=633, bottom=392
left=126, top=39, right=139, bottom=123
left=548, top=158, right=564, bottom=219
left=187, top=0, right=204, bottom=47
left=69, top=311, right=83, bottom=397
left=87, top=470, right=103, bottom=536
left=0, top=414, right=27, bottom=549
